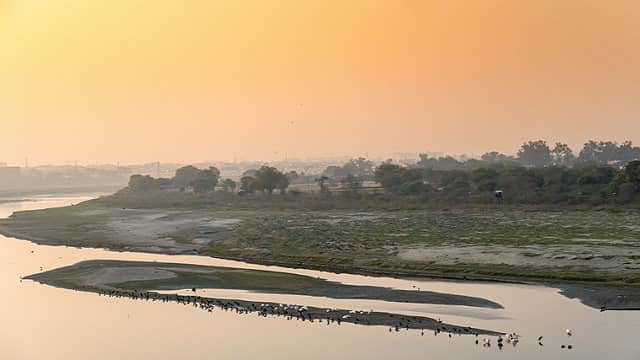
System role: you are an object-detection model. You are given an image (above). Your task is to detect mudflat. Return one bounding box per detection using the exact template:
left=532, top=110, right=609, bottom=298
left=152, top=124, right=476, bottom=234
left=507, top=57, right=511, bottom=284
left=27, top=259, right=502, bottom=308
left=25, top=259, right=505, bottom=335
left=3, top=198, right=640, bottom=310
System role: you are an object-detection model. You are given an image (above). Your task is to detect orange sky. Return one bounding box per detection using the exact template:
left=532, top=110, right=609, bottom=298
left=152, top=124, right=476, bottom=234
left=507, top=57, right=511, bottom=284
left=1, top=0, right=639, bottom=165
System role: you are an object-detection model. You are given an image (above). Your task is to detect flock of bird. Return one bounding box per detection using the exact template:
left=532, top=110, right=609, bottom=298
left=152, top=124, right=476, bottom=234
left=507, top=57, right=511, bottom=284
left=473, top=330, right=575, bottom=350
left=92, top=287, right=577, bottom=351
left=96, top=288, right=482, bottom=333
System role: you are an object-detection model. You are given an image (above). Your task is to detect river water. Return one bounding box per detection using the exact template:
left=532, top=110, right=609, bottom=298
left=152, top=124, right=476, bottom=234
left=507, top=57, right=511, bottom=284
left=0, top=194, right=637, bottom=359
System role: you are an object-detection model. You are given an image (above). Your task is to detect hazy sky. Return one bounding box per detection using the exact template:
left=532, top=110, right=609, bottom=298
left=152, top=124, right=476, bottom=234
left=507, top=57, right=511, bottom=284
left=1, top=0, right=639, bottom=165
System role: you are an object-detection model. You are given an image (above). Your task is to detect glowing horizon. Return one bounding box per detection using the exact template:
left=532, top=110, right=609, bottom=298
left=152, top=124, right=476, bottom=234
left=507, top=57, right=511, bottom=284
left=1, top=0, right=639, bottom=165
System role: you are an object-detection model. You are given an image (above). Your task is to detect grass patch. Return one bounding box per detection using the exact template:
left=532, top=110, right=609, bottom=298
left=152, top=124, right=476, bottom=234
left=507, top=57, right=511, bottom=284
left=3, top=197, right=640, bottom=286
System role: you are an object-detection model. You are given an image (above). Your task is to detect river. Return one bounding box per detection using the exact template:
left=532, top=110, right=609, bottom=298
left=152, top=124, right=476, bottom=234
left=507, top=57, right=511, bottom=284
left=0, top=194, right=637, bottom=359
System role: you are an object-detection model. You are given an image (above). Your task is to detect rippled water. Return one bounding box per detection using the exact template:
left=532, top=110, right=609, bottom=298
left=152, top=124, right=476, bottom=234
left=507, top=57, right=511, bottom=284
left=0, top=195, right=638, bottom=359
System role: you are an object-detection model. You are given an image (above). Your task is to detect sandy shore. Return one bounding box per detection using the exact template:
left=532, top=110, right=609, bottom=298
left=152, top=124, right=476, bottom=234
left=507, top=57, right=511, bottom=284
left=26, top=260, right=504, bottom=336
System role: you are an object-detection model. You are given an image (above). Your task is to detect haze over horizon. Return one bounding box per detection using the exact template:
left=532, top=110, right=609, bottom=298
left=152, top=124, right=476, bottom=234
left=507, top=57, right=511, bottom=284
left=1, top=0, right=639, bottom=166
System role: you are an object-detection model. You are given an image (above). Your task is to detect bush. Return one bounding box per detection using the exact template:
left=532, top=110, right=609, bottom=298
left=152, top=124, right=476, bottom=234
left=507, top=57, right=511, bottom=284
left=616, top=183, right=636, bottom=204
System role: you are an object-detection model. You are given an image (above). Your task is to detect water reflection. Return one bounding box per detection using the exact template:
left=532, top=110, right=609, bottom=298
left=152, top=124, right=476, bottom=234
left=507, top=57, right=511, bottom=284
left=0, top=195, right=638, bottom=359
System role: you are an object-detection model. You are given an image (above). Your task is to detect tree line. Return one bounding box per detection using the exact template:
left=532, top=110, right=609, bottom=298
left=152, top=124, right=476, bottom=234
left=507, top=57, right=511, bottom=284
left=419, top=140, right=640, bottom=171
left=128, top=165, right=290, bottom=195
left=125, top=139, right=640, bottom=205
left=374, top=160, right=640, bottom=205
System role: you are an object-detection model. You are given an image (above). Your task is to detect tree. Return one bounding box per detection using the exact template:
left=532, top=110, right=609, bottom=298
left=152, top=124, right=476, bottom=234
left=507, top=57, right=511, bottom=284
left=276, top=173, right=290, bottom=194
left=541, top=166, right=573, bottom=196
left=221, top=178, right=237, bottom=192
left=612, top=160, right=640, bottom=192
left=173, top=165, right=202, bottom=188
left=128, top=175, right=163, bottom=192
left=551, top=143, right=575, bottom=166
left=598, top=141, right=620, bottom=163
left=444, top=176, right=472, bottom=197
left=577, top=166, right=615, bottom=185
left=340, top=174, right=363, bottom=196
left=241, top=169, right=258, bottom=178
left=435, top=156, right=463, bottom=171
left=495, top=167, right=544, bottom=202
left=481, top=151, right=514, bottom=163
left=416, top=154, right=437, bottom=169
left=615, top=183, right=636, bottom=204
left=315, top=175, right=330, bottom=193
left=374, top=163, right=423, bottom=193
left=322, top=158, right=375, bottom=181
left=190, top=168, right=219, bottom=194
left=517, top=140, right=552, bottom=167
left=322, top=165, right=347, bottom=180
left=342, top=158, right=375, bottom=178
left=398, top=179, right=429, bottom=195
left=416, top=154, right=463, bottom=171
left=577, top=140, right=600, bottom=164
left=472, top=167, right=499, bottom=191
left=577, top=141, right=620, bottom=165
left=625, top=161, right=640, bottom=191
left=254, top=165, right=288, bottom=194
left=374, top=163, right=407, bottom=193
left=617, top=141, right=640, bottom=162
left=240, top=176, right=256, bottom=194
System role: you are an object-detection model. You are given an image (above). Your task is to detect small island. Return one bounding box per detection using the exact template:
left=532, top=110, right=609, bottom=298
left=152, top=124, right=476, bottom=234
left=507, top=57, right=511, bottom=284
left=26, top=259, right=504, bottom=335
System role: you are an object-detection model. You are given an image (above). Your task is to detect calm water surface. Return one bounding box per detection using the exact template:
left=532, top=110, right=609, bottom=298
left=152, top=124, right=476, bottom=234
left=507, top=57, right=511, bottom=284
left=0, top=195, right=638, bottom=359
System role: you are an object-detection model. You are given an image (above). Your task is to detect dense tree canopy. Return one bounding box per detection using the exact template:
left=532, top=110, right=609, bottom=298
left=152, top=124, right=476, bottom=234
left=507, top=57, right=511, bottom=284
left=577, top=141, right=640, bottom=165
left=190, top=168, right=219, bottom=194
left=322, top=157, right=375, bottom=180
left=253, top=166, right=289, bottom=194
left=517, top=140, right=553, bottom=167
left=173, top=165, right=202, bottom=188
left=221, top=178, right=237, bottom=192
left=239, top=176, right=257, bottom=194
left=375, top=163, right=426, bottom=194
left=371, top=160, right=640, bottom=205
left=481, top=151, right=515, bottom=163
left=342, top=157, right=375, bottom=178
left=315, top=175, right=330, bottom=194
left=128, top=175, right=171, bottom=192
left=551, top=143, right=575, bottom=166
left=128, top=166, right=219, bottom=193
